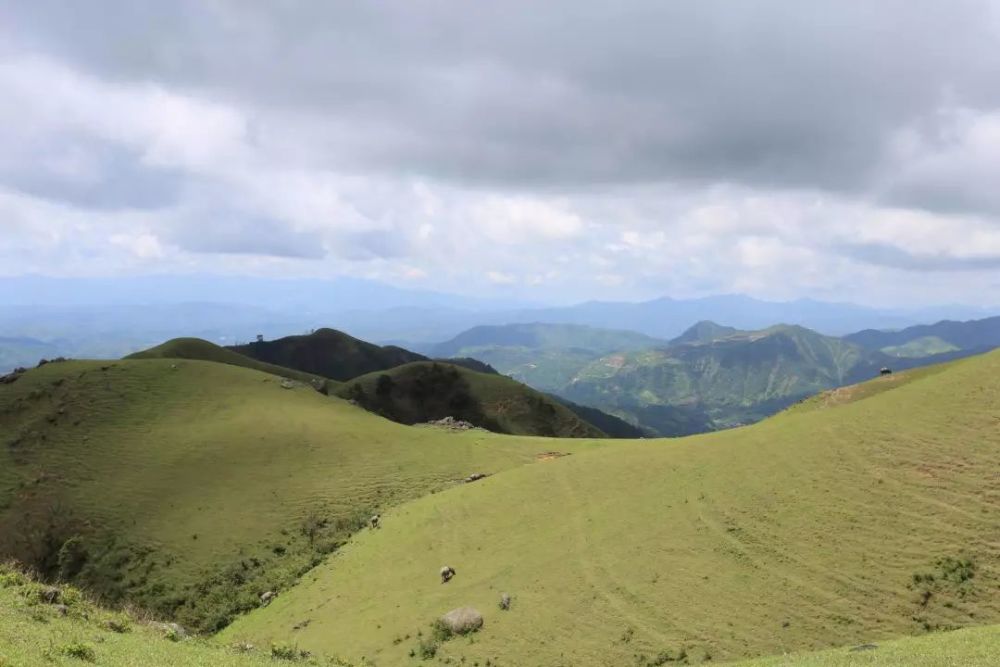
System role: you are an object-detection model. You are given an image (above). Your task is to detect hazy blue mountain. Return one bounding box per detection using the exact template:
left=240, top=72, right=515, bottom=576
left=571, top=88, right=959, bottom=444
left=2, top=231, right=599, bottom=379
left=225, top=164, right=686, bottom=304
left=369, top=296, right=993, bottom=344
left=0, top=336, right=62, bottom=373
left=846, top=316, right=1000, bottom=357
left=428, top=322, right=667, bottom=358
left=0, top=274, right=536, bottom=311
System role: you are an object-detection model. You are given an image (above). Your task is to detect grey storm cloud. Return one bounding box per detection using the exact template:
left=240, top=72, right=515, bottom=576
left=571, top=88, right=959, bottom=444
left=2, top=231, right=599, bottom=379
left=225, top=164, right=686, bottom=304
left=839, top=242, right=1000, bottom=272
left=4, top=0, right=1000, bottom=307
left=0, top=139, right=183, bottom=211
left=6, top=1, right=1000, bottom=194
left=165, top=215, right=327, bottom=260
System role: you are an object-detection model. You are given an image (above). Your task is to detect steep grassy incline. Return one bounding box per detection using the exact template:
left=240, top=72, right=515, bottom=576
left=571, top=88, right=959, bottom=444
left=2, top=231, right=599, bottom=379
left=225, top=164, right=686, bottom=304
left=225, top=351, right=1000, bottom=666
left=230, top=328, right=426, bottom=382
left=0, top=359, right=603, bottom=633
left=126, top=337, right=328, bottom=386
left=731, top=624, right=1000, bottom=666
left=0, top=564, right=286, bottom=667
left=4, top=560, right=997, bottom=667
left=338, top=361, right=606, bottom=438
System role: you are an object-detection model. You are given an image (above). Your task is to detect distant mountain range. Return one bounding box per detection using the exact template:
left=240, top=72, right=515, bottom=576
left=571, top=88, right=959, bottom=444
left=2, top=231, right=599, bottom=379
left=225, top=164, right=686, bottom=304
left=377, top=294, right=992, bottom=343
left=846, top=316, right=1000, bottom=358
left=0, top=276, right=993, bottom=364
left=427, top=318, right=1000, bottom=435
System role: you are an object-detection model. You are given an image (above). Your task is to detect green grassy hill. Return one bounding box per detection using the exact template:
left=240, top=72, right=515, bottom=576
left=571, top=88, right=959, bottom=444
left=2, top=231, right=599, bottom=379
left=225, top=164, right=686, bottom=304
left=338, top=361, right=606, bottom=438
left=230, top=328, right=426, bottom=382
left=127, top=337, right=329, bottom=386
left=0, top=358, right=602, bottom=634
left=224, top=350, right=1000, bottom=666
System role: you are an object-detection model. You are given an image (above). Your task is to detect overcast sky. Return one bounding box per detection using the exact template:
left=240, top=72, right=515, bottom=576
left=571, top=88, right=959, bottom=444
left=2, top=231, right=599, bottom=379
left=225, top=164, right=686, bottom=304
left=3, top=1, right=1000, bottom=306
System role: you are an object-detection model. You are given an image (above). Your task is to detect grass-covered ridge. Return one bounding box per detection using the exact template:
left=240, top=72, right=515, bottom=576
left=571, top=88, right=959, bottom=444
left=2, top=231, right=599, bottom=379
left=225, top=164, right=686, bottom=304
left=0, top=358, right=603, bottom=633
left=225, top=351, right=1000, bottom=665
left=338, top=361, right=606, bottom=437
left=127, top=337, right=329, bottom=385
left=230, top=328, right=426, bottom=382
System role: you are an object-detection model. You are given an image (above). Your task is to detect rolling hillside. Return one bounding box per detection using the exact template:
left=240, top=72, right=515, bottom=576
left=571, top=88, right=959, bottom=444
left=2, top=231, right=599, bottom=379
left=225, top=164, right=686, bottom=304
left=338, top=361, right=606, bottom=438
left=126, top=337, right=328, bottom=386
left=0, top=358, right=603, bottom=633
left=224, top=350, right=1000, bottom=665
left=229, top=328, right=426, bottom=382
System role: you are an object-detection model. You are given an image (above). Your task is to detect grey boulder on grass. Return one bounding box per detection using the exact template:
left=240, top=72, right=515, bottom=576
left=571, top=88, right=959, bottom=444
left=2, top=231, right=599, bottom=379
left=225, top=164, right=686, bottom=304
left=440, top=607, right=483, bottom=635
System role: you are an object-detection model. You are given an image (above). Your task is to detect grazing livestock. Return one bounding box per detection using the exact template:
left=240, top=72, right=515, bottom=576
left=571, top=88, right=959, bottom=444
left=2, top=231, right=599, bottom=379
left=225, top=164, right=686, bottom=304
left=440, top=565, right=456, bottom=583
left=499, top=593, right=511, bottom=610
left=370, top=514, right=380, bottom=529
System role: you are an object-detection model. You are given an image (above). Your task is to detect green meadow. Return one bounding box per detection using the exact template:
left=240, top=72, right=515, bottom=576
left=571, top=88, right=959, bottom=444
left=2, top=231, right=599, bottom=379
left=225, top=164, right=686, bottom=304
left=2, top=348, right=999, bottom=665
left=224, top=351, right=1000, bottom=665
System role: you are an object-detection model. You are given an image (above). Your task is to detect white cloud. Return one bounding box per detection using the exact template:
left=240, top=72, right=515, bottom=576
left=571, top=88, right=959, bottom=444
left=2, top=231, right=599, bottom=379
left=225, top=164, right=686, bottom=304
left=2, top=11, right=1000, bottom=309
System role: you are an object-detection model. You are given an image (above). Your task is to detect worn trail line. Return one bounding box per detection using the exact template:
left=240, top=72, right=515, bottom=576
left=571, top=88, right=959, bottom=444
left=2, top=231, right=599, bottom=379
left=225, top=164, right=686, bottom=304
left=553, top=459, right=674, bottom=646
left=691, top=495, right=858, bottom=616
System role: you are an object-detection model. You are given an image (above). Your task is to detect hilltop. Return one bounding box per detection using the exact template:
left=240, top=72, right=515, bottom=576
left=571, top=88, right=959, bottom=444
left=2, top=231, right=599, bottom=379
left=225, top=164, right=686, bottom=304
left=126, top=337, right=328, bottom=386
left=225, top=350, right=1000, bottom=665
left=338, top=361, right=606, bottom=438
left=0, top=358, right=602, bottom=633
left=229, top=328, right=426, bottom=382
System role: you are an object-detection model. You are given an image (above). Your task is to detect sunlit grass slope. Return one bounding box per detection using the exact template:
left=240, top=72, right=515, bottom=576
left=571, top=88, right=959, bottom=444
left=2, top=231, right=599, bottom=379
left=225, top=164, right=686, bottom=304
left=0, top=359, right=602, bottom=632
left=3, top=560, right=997, bottom=667
left=225, top=351, right=1000, bottom=666
left=729, top=624, right=1000, bottom=667
left=126, top=336, right=329, bottom=385
left=0, top=563, right=291, bottom=667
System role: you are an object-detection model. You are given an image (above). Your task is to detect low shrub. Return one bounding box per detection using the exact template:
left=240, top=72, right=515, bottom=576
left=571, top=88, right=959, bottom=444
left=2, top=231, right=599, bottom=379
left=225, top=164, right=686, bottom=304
left=60, top=642, right=96, bottom=662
